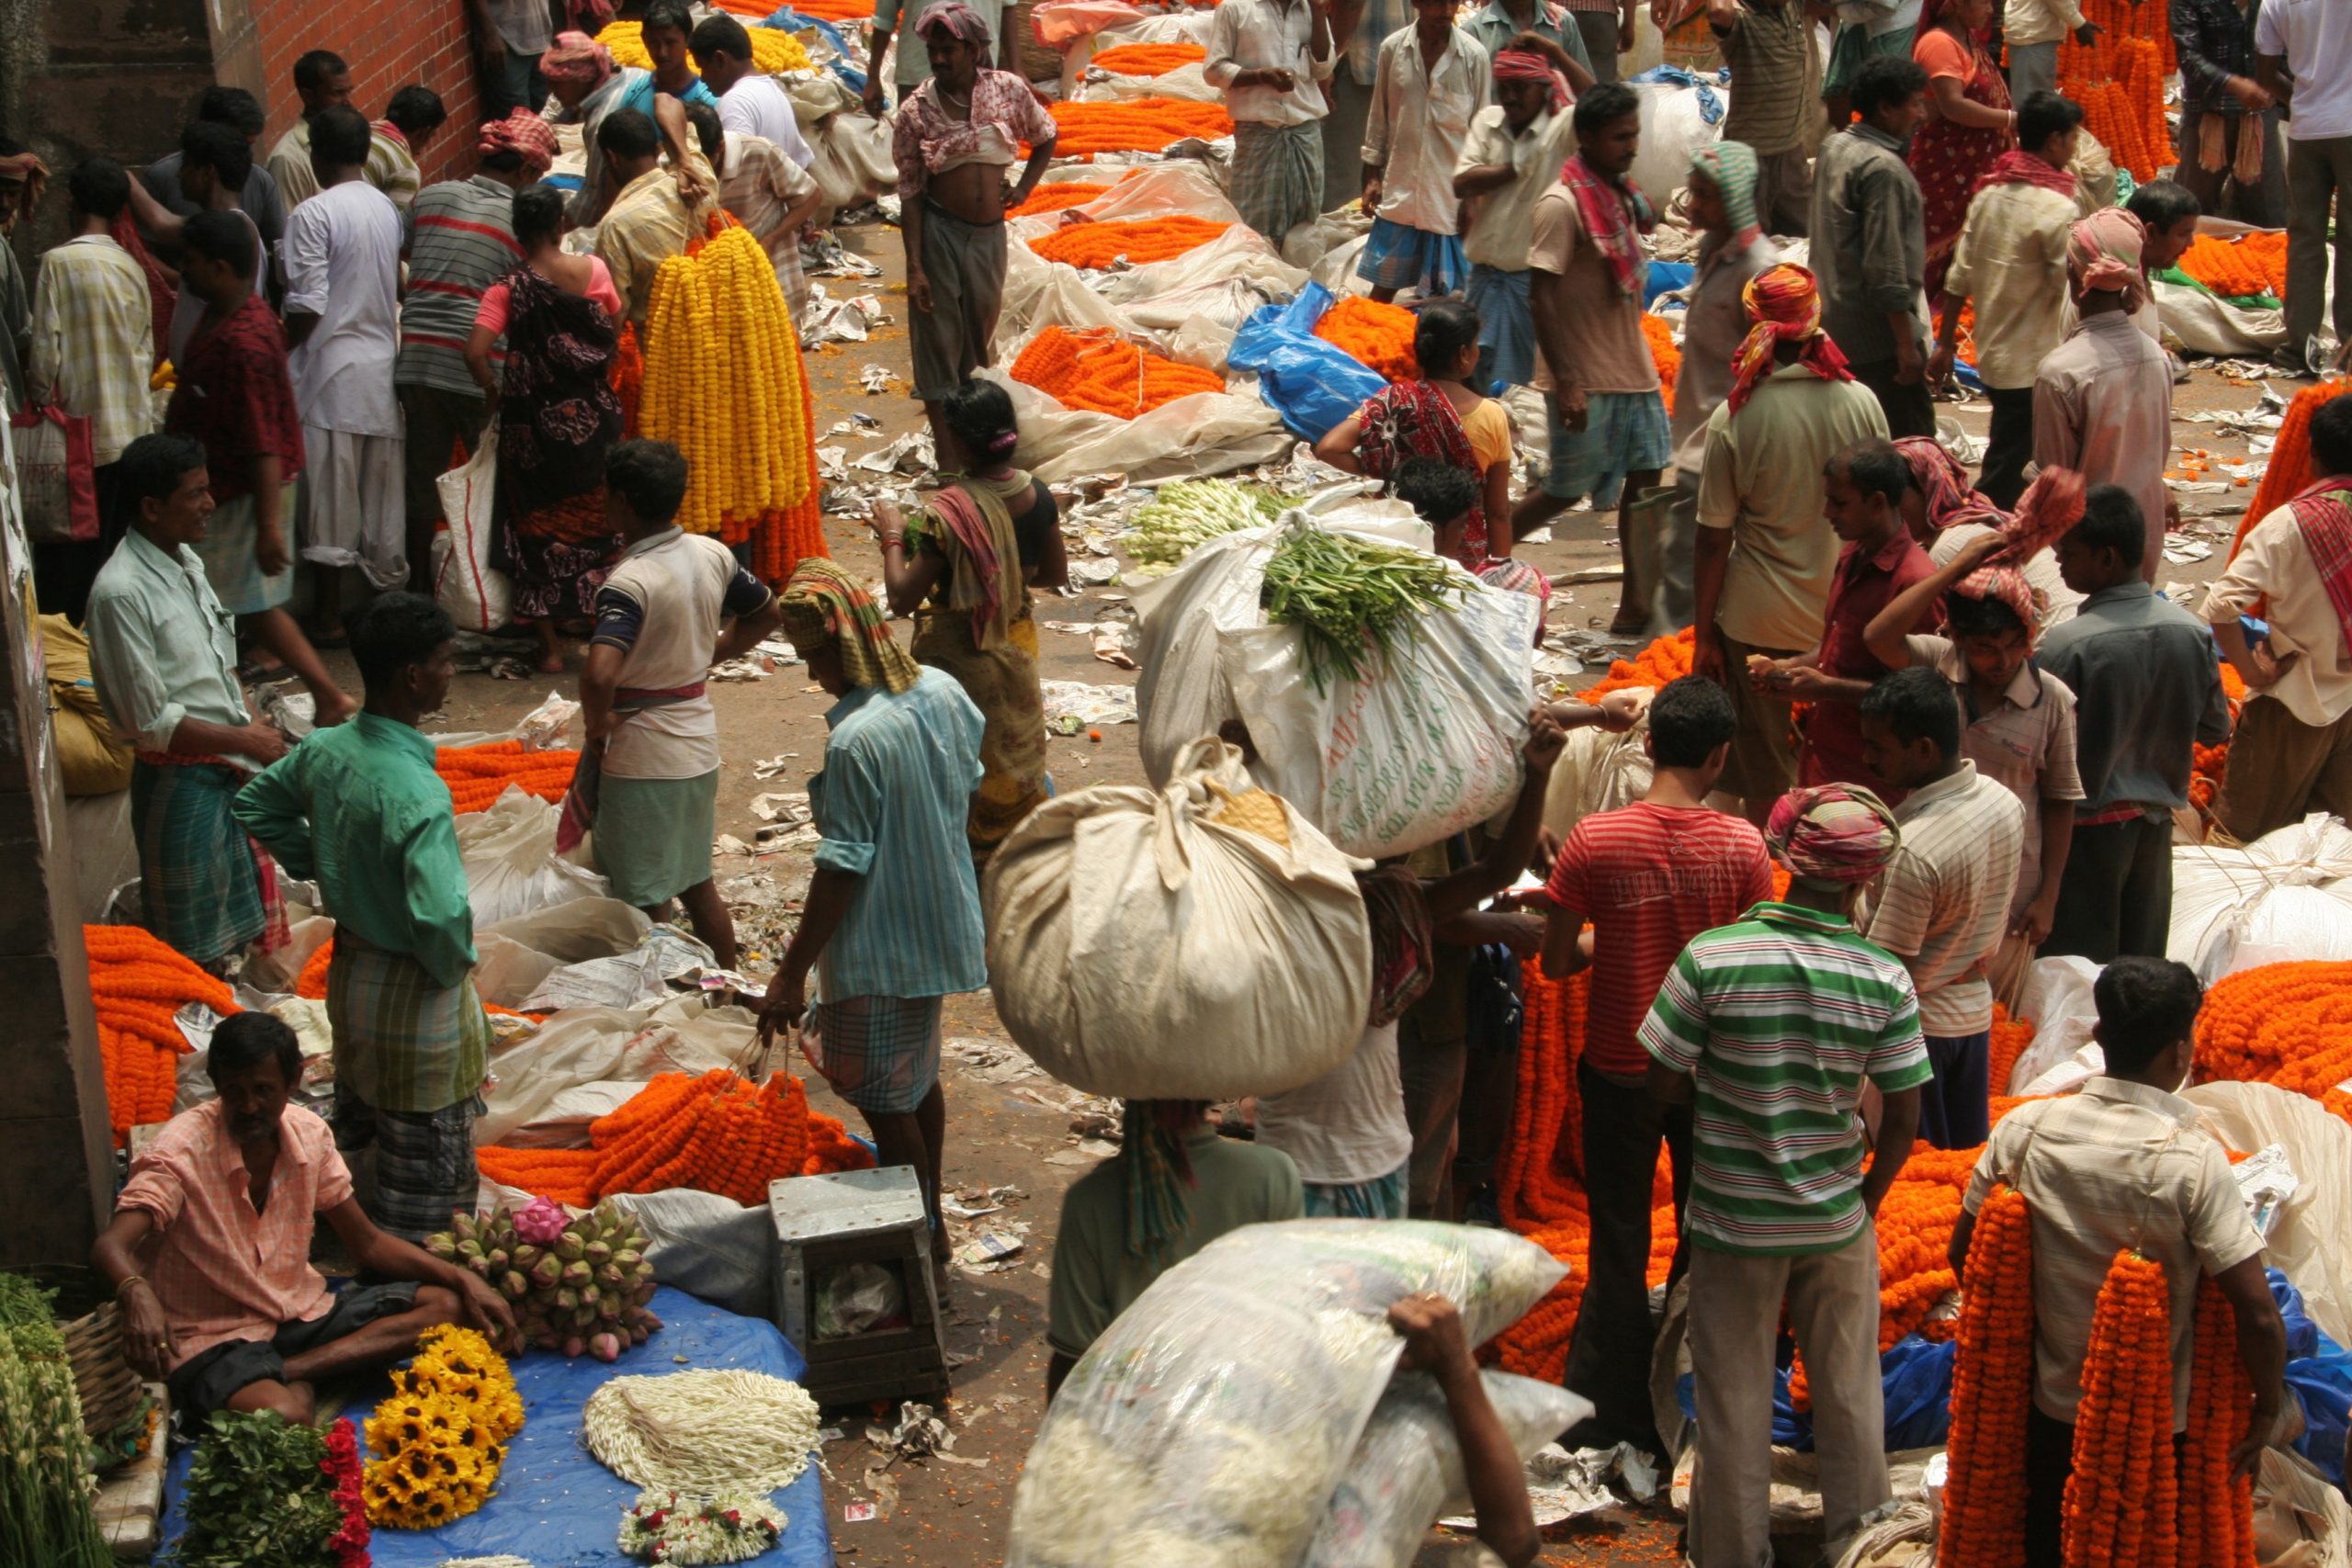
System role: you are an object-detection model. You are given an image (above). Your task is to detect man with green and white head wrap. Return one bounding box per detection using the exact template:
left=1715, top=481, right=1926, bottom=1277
left=1649, top=139, right=1781, bottom=630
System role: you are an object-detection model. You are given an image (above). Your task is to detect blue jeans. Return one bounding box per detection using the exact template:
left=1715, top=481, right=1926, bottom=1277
left=487, top=47, right=548, bottom=118
left=1919, top=1029, right=1991, bottom=1149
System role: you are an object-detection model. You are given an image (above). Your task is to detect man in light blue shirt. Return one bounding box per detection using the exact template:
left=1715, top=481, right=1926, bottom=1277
left=760, top=558, right=986, bottom=1279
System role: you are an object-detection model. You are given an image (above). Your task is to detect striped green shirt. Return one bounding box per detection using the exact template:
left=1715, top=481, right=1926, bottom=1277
left=1639, top=901, right=1930, bottom=1257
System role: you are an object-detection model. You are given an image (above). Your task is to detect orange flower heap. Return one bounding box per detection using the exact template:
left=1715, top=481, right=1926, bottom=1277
left=1089, top=41, right=1207, bottom=74
left=1010, top=325, right=1226, bottom=418
left=1035, top=98, right=1234, bottom=158
left=2177, top=234, right=2285, bottom=301
left=434, top=741, right=580, bottom=814
left=1009, top=181, right=1115, bottom=217
left=1642, top=314, right=1680, bottom=407
left=2238, top=378, right=2351, bottom=556
left=2064, top=1250, right=2177, bottom=1568
left=2192, top=961, right=2352, bottom=1122
left=1029, top=215, right=1230, bottom=268
left=85, top=923, right=239, bottom=1147
left=1314, top=295, right=1419, bottom=382
left=1941, top=1185, right=2035, bottom=1568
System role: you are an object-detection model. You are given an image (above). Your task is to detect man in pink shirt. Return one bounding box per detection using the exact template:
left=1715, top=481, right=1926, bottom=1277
left=1537, top=675, right=1775, bottom=1450
left=90, top=1012, right=513, bottom=1424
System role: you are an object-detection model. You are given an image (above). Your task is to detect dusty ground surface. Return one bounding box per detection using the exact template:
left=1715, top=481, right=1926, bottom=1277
left=350, top=209, right=2271, bottom=1567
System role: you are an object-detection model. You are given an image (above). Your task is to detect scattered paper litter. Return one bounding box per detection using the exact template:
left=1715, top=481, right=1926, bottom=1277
left=1041, top=680, right=1136, bottom=731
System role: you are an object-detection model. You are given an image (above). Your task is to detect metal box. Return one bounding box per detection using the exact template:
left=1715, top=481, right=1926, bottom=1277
left=768, top=1167, right=950, bottom=1408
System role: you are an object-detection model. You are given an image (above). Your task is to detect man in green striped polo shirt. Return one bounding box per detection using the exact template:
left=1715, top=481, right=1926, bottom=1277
left=1640, top=782, right=1928, bottom=1568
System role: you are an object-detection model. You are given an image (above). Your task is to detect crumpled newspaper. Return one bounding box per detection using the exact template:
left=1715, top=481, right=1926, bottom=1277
left=1441, top=1442, right=1658, bottom=1529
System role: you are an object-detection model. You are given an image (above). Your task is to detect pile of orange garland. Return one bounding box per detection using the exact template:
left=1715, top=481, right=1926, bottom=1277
left=434, top=741, right=580, bottom=815
left=2237, top=378, right=2350, bottom=554
left=1010, top=181, right=1116, bottom=217
left=1028, top=215, right=1229, bottom=268
left=1035, top=98, right=1234, bottom=158
left=1011, top=325, right=1226, bottom=417
left=2053, top=0, right=2172, bottom=181
left=1315, top=296, right=1419, bottom=382
left=1642, top=314, right=1679, bottom=407
left=85, top=924, right=238, bottom=1146
left=475, top=1068, right=873, bottom=1208
left=2177, top=232, right=2290, bottom=302
left=1088, top=41, right=1206, bottom=74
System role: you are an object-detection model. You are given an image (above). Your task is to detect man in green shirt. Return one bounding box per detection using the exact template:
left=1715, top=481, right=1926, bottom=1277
left=1640, top=781, right=1928, bottom=1568
left=1045, top=1102, right=1304, bottom=1396
left=234, top=592, right=488, bottom=1243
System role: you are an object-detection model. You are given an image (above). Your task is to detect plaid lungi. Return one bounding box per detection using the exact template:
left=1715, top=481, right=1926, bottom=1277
left=335, top=1089, right=484, bottom=1243
left=803, top=993, right=944, bottom=1115
left=1231, top=121, right=1325, bottom=247
left=324, top=930, right=491, bottom=1116
left=1300, top=1160, right=1411, bottom=1219
left=130, top=759, right=266, bottom=964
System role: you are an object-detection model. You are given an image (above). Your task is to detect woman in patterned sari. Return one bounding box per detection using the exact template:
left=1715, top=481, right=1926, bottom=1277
left=871, top=379, right=1065, bottom=863
left=1906, top=0, right=2017, bottom=303
left=467, top=185, right=628, bottom=672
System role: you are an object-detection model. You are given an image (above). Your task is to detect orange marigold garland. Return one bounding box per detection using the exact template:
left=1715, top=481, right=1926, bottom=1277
left=1088, top=41, right=1207, bottom=74
left=1642, top=313, right=1680, bottom=407
left=1009, top=181, right=1115, bottom=217
left=1033, top=98, right=1235, bottom=158
left=1314, top=295, right=1419, bottom=382
left=1028, top=215, right=1230, bottom=268
left=2177, top=234, right=2286, bottom=302
left=2179, top=1273, right=2259, bottom=1568
left=433, top=741, right=581, bottom=814
left=2192, top=961, right=2352, bottom=1123
left=1942, top=1185, right=2036, bottom=1568
left=2237, top=378, right=2351, bottom=558
left=85, top=923, right=239, bottom=1147
left=612, top=321, right=644, bottom=438
left=1010, top=325, right=1226, bottom=418
left=2064, top=1249, right=2178, bottom=1568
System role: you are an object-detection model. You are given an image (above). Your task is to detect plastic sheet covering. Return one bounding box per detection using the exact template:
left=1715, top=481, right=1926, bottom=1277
left=458, top=786, right=610, bottom=928
left=2253, top=1445, right=2352, bottom=1568
left=159, top=1287, right=831, bottom=1568
left=607, top=1187, right=782, bottom=1319
left=2167, top=815, right=2352, bottom=984
left=1007, top=1221, right=1567, bottom=1568
left=2152, top=277, right=2287, bottom=355
left=1303, top=1371, right=1590, bottom=1568
left=2007, top=955, right=2103, bottom=1093
left=1626, top=77, right=1731, bottom=213
left=984, top=736, right=1371, bottom=1099
left=2186, top=1082, right=2352, bottom=1351
left=2272, top=1269, right=2352, bottom=1488
left=476, top=995, right=763, bottom=1145
left=979, top=365, right=1291, bottom=482
left=471, top=897, right=650, bottom=1009
left=1227, top=283, right=1386, bottom=441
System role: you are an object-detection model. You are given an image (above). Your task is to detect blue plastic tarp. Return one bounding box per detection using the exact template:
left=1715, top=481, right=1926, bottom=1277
left=1643, top=263, right=1694, bottom=309
left=2272, top=1269, right=2352, bottom=1488
left=160, top=1287, right=831, bottom=1568
left=1227, top=282, right=1387, bottom=441
left=1679, top=1333, right=1957, bottom=1452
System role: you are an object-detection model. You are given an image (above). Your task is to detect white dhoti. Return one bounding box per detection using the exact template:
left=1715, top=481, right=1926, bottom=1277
left=298, top=424, right=408, bottom=590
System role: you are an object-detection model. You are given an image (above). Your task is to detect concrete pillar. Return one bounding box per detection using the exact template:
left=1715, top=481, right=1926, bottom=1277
left=0, top=421, right=112, bottom=1269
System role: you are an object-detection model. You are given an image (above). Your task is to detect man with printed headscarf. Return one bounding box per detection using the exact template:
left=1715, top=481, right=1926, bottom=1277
left=755, top=558, right=987, bottom=1282
left=1692, top=261, right=1889, bottom=822
left=544, top=29, right=705, bottom=227
left=1642, top=780, right=1927, bottom=1568
left=2032, top=208, right=2170, bottom=580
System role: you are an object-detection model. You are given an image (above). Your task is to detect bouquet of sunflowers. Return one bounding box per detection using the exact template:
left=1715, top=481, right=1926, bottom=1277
left=361, top=1325, right=525, bottom=1530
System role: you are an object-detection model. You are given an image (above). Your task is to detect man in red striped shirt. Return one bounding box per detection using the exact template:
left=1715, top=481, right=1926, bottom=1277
left=1537, top=674, right=1774, bottom=1452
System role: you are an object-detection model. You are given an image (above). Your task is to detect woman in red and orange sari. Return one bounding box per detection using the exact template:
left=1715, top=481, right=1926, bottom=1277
left=1907, top=0, right=2018, bottom=303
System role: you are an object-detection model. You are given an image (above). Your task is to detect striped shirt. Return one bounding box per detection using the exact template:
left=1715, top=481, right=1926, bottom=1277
left=365, top=124, right=422, bottom=214
left=717, top=131, right=816, bottom=329
left=1859, top=761, right=2025, bottom=1037
left=26, top=235, right=157, bottom=465
left=396, top=175, right=524, bottom=396
left=810, top=668, right=989, bottom=1002
left=1906, top=634, right=2085, bottom=914
left=1715, top=0, right=1817, bottom=156
left=1640, top=901, right=1931, bottom=1256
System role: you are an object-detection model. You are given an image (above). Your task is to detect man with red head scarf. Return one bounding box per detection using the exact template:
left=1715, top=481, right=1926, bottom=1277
left=1453, top=39, right=1589, bottom=390
left=1691, top=261, right=1889, bottom=825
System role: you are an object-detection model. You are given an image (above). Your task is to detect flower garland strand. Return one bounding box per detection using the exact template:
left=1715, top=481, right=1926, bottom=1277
left=619, top=1489, right=787, bottom=1564
left=2237, top=378, right=2351, bottom=558
left=435, top=740, right=581, bottom=814
left=1314, top=295, right=1419, bottom=382
left=1941, top=1185, right=2035, bottom=1568
left=1031, top=97, right=1235, bottom=159
left=2179, top=1273, right=2259, bottom=1568
left=1009, top=325, right=1226, bottom=419
left=596, top=18, right=810, bottom=74
left=1088, top=41, right=1207, bottom=74
left=2192, top=961, right=2352, bottom=1123
left=361, top=1325, right=525, bottom=1530
left=1028, top=215, right=1230, bottom=269
left=85, top=922, right=238, bottom=1147
left=2062, top=1250, right=2177, bottom=1568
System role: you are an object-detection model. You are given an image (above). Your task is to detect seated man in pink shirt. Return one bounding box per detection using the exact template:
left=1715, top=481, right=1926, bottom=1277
left=91, top=1012, right=514, bottom=1424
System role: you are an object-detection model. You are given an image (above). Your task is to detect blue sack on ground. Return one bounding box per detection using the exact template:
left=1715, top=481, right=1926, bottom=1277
left=1228, top=282, right=1386, bottom=441
left=2273, top=1269, right=2352, bottom=1488
left=1687, top=1333, right=1957, bottom=1452
left=1644, top=263, right=1694, bottom=309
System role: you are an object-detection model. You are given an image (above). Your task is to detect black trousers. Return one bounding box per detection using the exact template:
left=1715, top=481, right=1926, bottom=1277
left=1560, top=1061, right=1691, bottom=1450
left=2042, top=815, right=2174, bottom=964
left=31, top=460, right=125, bottom=625
left=1979, top=387, right=2037, bottom=510
left=1849, top=356, right=1939, bottom=440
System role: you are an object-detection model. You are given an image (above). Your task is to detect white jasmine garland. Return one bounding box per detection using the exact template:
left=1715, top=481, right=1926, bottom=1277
left=618, top=1489, right=786, bottom=1564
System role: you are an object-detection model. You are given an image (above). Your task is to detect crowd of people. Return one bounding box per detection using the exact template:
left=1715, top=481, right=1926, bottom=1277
left=19, top=0, right=2352, bottom=1562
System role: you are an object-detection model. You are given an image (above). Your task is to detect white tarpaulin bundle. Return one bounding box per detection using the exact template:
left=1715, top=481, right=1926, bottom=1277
left=2168, top=815, right=2352, bottom=982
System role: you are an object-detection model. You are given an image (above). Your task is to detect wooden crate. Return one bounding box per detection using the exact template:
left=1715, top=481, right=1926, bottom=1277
left=768, top=1168, right=950, bottom=1409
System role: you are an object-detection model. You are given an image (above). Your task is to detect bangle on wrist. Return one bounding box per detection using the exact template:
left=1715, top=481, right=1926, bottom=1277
left=116, top=1273, right=145, bottom=1297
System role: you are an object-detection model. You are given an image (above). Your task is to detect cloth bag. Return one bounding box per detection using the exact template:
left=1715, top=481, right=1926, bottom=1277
left=983, top=735, right=1371, bottom=1099
left=433, top=431, right=512, bottom=633
left=39, top=614, right=132, bottom=795
left=12, top=403, right=97, bottom=543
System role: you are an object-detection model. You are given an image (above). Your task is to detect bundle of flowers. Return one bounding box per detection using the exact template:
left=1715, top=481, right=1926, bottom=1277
left=475, top=1068, right=875, bottom=1211
left=426, top=1198, right=662, bottom=1360
left=1010, top=325, right=1227, bottom=417
left=2062, top=1250, right=2178, bottom=1565
left=2238, top=378, right=2350, bottom=555
left=1035, top=97, right=1235, bottom=158
left=619, top=1489, right=786, bottom=1564
left=171, top=1411, right=368, bottom=1568
left=1028, top=215, right=1230, bottom=268
left=435, top=741, right=581, bottom=814
left=1089, top=41, right=1207, bottom=74
left=1643, top=312, right=1680, bottom=407
left=2177, top=232, right=2289, bottom=302
left=1939, top=1186, right=2034, bottom=1568
left=2189, top=661, right=2246, bottom=816
left=2181, top=1273, right=2259, bottom=1568
left=85, top=922, right=237, bottom=1147
left=2192, top=961, right=2352, bottom=1122
left=2056, top=27, right=2166, bottom=178
left=641, top=216, right=817, bottom=540
left=1314, top=295, right=1419, bottom=382
left=361, top=1325, right=524, bottom=1530
left=0, top=1274, right=111, bottom=1568
left=596, top=19, right=810, bottom=74
left=1009, top=181, right=1116, bottom=217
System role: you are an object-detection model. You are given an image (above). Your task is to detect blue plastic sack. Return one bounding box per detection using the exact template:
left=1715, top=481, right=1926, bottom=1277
left=1228, top=282, right=1388, bottom=441
left=1625, top=64, right=1727, bottom=125
left=159, top=1287, right=833, bottom=1568
left=1684, top=1333, right=1957, bottom=1452
left=1644, top=263, right=1694, bottom=309
left=2273, top=1269, right=2352, bottom=1488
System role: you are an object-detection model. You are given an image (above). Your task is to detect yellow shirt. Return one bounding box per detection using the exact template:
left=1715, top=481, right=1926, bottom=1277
left=595, top=155, right=717, bottom=328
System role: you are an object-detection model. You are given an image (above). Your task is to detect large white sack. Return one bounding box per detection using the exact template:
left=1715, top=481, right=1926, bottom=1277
left=984, top=736, right=1370, bottom=1099
left=475, top=994, right=762, bottom=1145
left=978, top=366, right=1291, bottom=482
left=1009, top=1221, right=1567, bottom=1568
left=458, top=784, right=610, bottom=927
left=2187, top=1081, right=2352, bottom=1350
left=2153, top=277, right=2287, bottom=355
left=2168, top=815, right=2352, bottom=983
left=434, top=437, right=512, bottom=634
left=471, top=897, right=650, bottom=1009
left=1133, top=515, right=1539, bottom=861
left=1542, top=693, right=1654, bottom=844
left=2007, top=955, right=2103, bottom=1093
left=1628, top=80, right=1728, bottom=214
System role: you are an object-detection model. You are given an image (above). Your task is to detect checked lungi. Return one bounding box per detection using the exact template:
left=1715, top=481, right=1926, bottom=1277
left=130, top=756, right=268, bottom=964
left=1231, top=121, right=1324, bottom=247
left=803, top=993, right=944, bottom=1116
left=327, top=929, right=492, bottom=1241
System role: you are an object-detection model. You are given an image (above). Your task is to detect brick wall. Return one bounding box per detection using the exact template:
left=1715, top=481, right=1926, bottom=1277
left=247, top=0, right=484, bottom=188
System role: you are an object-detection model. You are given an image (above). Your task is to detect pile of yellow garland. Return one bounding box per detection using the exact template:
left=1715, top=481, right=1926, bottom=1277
left=639, top=216, right=816, bottom=539
left=361, top=1325, right=526, bottom=1530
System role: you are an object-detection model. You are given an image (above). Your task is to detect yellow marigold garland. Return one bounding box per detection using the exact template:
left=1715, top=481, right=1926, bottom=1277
left=640, top=216, right=817, bottom=539
left=362, top=1325, right=525, bottom=1530
left=597, top=19, right=810, bottom=75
